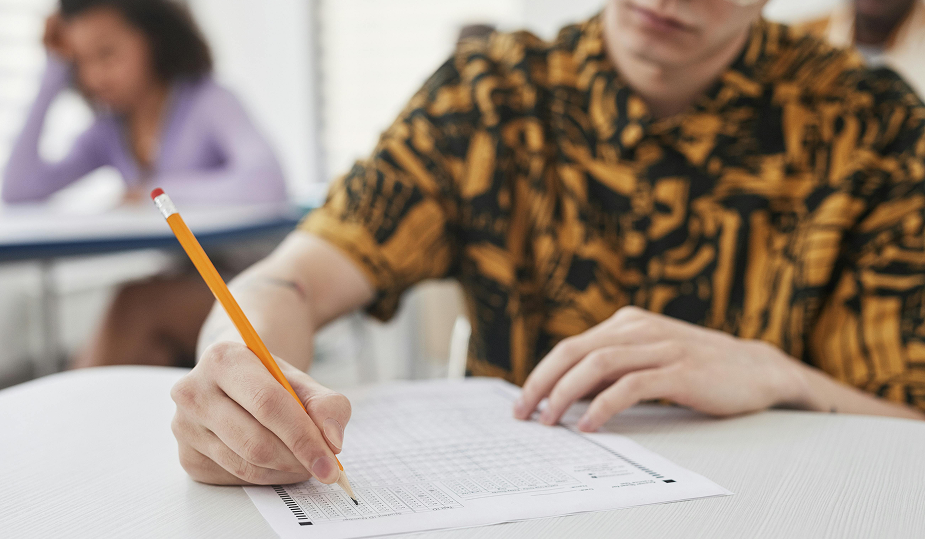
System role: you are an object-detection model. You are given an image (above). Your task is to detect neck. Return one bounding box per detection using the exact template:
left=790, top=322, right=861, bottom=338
left=127, top=82, right=170, bottom=128
left=602, top=3, right=751, bottom=119
left=123, top=81, right=170, bottom=168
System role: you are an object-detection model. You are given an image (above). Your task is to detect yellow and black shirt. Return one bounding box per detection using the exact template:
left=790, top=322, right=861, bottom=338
left=302, top=16, right=925, bottom=411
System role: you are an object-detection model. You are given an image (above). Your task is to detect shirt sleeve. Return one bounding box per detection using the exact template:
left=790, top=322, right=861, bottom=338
left=809, top=97, right=925, bottom=412
left=152, top=83, right=287, bottom=205
left=1, top=57, right=108, bottom=203
left=300, top=52, right=484, bottom=320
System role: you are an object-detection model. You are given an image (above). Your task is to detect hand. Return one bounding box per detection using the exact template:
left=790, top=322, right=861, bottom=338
left=513, top=306, right=807, bottom=431
left=170, top=342, right=351, bottom=485
left=43, top=13, right=73, bottom=60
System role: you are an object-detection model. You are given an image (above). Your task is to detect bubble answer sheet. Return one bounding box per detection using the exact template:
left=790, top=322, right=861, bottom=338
left=244, top=378, right=731, bottom=539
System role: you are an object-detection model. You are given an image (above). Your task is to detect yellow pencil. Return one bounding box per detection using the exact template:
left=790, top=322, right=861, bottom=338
left=150, top=188, right=357, bottom=503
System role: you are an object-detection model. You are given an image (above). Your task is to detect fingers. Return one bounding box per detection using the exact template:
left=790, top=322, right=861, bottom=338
left=287, top=370, right=352, bottom=454
left=577, top=366, right=682, bottom=432
left=171, top=343, right=351, bottom=486
left=200, top=343, right=341, bottom=484
left=538, top=342, right=679, bottom=425
left=171, top=384, right=310, bottom=485
left=177, top=437, right=310, bottom=486
left=178, top=445, right=242, bottom=485
left=514, top=328, right=625, bottom=420
left=515, top=312, right=669, bottom=420
left=196, top=427, right=312, bottom=485
left=199, top=391, right=308, bottom=475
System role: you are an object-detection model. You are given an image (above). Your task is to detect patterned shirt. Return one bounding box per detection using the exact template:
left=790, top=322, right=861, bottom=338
left=301, top=16, right=925, bottom=411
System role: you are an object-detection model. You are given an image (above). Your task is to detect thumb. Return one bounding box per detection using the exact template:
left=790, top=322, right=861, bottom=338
left=286, top=369, right=352, bottom=455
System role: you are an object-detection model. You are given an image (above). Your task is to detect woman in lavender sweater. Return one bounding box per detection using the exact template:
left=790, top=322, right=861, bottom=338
left=2, top=0, right=287, bottom=368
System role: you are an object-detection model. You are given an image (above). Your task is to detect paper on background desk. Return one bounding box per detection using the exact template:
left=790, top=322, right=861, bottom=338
left=245, top=378, right=731, bottom=539
left=0, top=202, right=296, bottom=244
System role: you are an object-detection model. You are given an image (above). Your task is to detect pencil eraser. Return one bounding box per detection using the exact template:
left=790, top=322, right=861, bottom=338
left=150, top=188, right=165, bottom=200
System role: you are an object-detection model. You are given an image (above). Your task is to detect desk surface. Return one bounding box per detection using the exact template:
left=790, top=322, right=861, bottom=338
left=0, top=203, right=304, bottom=262
left=1, top=367, right=923, bottom=539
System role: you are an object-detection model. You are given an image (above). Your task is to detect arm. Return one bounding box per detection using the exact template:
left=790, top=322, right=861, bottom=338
left=171, top=51, right=475, bottom=486
left=153, top=84, right=287, bottom=205
left=513, top=306, right=922, bottom=434
left=171, top=232, right=373, bottom=486
left=792, top=362, right=925, bottom=419
left=1, top=57, right=107, bottom=203
left=196, top=231, right=375, bottom=370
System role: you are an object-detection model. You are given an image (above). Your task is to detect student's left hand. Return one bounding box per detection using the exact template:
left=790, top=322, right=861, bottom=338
left=513, top=306, right=810, bottom=431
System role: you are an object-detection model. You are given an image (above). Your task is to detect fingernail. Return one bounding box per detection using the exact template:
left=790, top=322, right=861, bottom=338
left=323, top=418, right=344, bottom=450
left=513, top=397, right=526, bottom=417
left=577, top=416, right=594, bottom=432
left=539, top=410, right=554, bottom=425
left=312, top=456, right=338, bottom=483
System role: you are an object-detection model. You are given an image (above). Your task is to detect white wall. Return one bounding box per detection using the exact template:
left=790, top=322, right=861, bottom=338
left=319, top=0, right=526, bottom=178
left=765, top=0, right=841, bottom=23
left=189, top=0, right=322, bottom=199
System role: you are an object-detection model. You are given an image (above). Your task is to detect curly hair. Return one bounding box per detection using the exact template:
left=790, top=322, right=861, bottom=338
left=60, top=0, right=212, bottom=81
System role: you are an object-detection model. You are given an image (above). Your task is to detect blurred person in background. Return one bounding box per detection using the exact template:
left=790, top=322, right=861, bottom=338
left=1, top=0, right=287, bottom=369
left=801, top=0, right=925, bottom=97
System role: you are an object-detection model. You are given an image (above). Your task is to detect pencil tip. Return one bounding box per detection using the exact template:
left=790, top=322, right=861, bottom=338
left=352, top=498, right=358, bottom=505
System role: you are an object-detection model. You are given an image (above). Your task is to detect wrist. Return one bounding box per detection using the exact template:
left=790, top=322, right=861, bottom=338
left=195, top=316, right=243, bottom=360
left=755, top=341, right=820, bottom=411
left=781, top=361, right=822, bottom=411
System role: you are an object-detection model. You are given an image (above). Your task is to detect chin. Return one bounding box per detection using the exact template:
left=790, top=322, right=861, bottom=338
left=621, top=32, right=699, bottom=69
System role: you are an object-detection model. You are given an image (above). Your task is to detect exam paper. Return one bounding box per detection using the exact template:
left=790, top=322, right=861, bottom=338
left=245, top=378, right=731, bottom=539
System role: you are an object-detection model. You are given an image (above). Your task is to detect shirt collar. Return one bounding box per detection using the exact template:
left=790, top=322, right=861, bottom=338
left=569, top=15, right=773, bottom=154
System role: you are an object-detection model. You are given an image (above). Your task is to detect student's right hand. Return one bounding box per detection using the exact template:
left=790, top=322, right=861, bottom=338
left=169, top=341, right=351, bottom=485
left=43, top=13, right=73, bottom=60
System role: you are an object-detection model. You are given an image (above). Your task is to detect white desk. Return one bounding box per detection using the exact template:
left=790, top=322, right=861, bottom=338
left=1, top=367, right=923, bottom=538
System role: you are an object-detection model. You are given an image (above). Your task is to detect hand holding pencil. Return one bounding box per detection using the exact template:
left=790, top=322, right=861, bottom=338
left=153, top=188, right=356, bottom=501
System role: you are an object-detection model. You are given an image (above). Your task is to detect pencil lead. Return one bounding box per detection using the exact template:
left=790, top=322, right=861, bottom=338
left=352, top=498, right=358, bottom=505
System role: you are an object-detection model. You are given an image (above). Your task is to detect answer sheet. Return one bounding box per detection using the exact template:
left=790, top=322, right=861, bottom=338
left=244, top=378, right=731, bottom=538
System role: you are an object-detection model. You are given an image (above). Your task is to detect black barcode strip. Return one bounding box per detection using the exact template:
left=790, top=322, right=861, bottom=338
left=564, top=428, right=673, bottom=482
left=273, top=485, right=313, bottom=526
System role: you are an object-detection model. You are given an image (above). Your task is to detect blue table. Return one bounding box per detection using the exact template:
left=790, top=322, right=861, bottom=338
left=0, top=203, right=307, bottom=376
left=0, top=214, right=303, bottom=262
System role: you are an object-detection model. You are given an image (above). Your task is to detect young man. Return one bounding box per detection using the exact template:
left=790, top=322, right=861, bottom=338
left=802, top=0, right=925, bottom=97
left=169, top=0, right=925, bottom=488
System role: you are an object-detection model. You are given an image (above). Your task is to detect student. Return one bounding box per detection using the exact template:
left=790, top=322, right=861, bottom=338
left=801, top=0, right=925, bottom=97
left=169, top=0, right=925, bottom=487
left=1, top=0, right=287, bottom=368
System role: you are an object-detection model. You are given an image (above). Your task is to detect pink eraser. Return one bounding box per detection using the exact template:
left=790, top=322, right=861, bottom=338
left=150, top=188, right=165, bottom=200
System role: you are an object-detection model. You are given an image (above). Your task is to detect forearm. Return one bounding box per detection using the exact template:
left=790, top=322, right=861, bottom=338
left=196, top=232, right=375, bottom=371
left=3, top=57, right=107, bottom=203
left=787, top=360, right=925, bottom=420
left=2, top=58, right=69, bottom=202
left=198, top=263, right=318, bottom=371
